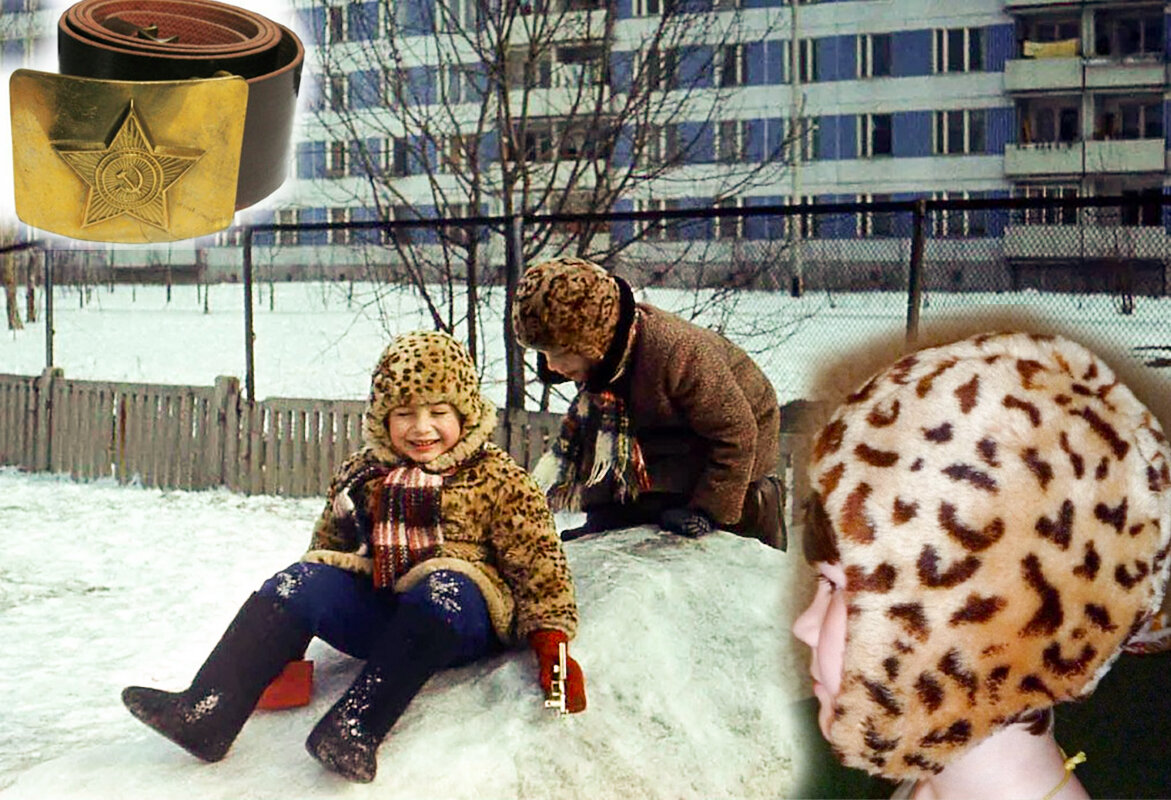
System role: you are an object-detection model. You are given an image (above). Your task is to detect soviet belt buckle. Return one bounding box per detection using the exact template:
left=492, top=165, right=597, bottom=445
left=9, top=70, right=247, bottom=244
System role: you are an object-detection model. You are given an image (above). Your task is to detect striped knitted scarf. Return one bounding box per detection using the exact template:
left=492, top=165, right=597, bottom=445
left=533, top=389, right=651, bottom=512
left=369, top=465, right=444, bottom=589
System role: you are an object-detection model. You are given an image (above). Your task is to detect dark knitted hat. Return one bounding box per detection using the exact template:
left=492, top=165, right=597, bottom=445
left=511, top=257, right=621, bottom=362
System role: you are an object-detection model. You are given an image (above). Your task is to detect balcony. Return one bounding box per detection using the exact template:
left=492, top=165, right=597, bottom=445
left=1007, top=54, right=1165, bottom=94
left=1004, top=141, right=1084, bottom=177
left=1004, top=223, right=1168, bottom=261
left=1005, top=139, right=1165, bottom=177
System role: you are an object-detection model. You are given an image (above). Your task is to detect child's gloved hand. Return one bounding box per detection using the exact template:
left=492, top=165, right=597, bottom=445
left=528, top=630, right=586, bottom=713
left=659, top=507, right=714, bottom=538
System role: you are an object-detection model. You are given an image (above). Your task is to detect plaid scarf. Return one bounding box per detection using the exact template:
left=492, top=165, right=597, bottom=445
left=369, top=465, right=444, bottom=589
left=534, top=389, right=651, bottom=512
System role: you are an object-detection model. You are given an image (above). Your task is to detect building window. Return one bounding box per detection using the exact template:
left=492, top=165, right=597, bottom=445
left=328, top=6, right=345, bottom=43
left=933, top=109, right=986, bottom=154
left=383, top=67, right=405, bottom=103
left=796, top=38, right=817, bottom=83
left=633, top=0, right=659, bottom=15
left=1017, top=185, right=1078, bottom=226
left=795, top=117, right=819, bottom=162
left=718, top=44, right=748, bottom=88
left=326, top=140, right=348, bottom=176
left=857, top=193, right=896, bottom=238
left=716, top=120, right=748, bottom=163
left=389, top=206, right=414, bottom=245
left=646, top=47, right=679, bottom=92
left=859, top=113, right=892, bottom=157
left=275, top=208, right=300, bottom=246
left=328, top=208, right=351, bottom=245
left=1095, top=12, right=1164, bottom=58
left=856, top=33, right=892, bottom=78
left=1095, top=98, right=1163, bottom=140
left=716, top=198, right=743, bottom=239
left=1020, top=101, right=1080, bottom=144
left=637, top=198, right=679, bottom=241
left=328, top=74, right=347, bottom=111
left=934, top=27, right=984, bottom=73
left=555, top=42, right=607, bottom=88
left=930, top=192, right=987, bottom=238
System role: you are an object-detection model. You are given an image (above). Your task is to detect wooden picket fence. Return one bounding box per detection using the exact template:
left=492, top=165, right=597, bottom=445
left=0, top=369, right=817, bottom=528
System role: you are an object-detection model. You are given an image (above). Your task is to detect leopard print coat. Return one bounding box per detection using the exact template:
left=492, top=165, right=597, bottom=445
left=302, top=331, right=577, bottom=644
left=808, top=331, right=1171, bottom=780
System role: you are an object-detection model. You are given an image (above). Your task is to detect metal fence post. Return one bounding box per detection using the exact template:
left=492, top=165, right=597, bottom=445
left=242, top=226, right=256, bottom=405
left=43, top=248, right=53, bottom=371
left=503, top=215, right=526, bottom=412
left=905, top=198, right=927, bottom=346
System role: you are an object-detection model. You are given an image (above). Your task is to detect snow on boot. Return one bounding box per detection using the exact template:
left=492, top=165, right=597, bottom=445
left=122, top=592, right=312, bottom=762
left=305, top=600, right=463, bottom=783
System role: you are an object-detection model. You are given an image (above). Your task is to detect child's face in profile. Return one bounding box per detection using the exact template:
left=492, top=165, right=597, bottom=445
left=387, top=402, right=463, bottom=464
left=541, top=348, right=597, bottom=383
left=791, top=561, right=848, bottom=740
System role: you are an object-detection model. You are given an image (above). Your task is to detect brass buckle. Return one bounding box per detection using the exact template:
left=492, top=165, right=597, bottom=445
left=9, top=69, right=247, bottom=243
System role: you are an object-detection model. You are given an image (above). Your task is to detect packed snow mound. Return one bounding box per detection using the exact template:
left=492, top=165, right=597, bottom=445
left=0, top=471, right=812, bottom=799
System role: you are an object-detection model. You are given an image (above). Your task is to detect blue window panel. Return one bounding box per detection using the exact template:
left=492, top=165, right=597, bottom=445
left=477, top=131, right=498, bottom=165
left=982, top=189, right=1010, bottom=237
left=764, top=117, right=785, bottom=162
left=1164, top=101, right=1171, bottom=148
left=745, top=119, right=765, bottom=162
left=253, top=210, right=276, bottom=246
left=613, top=126, right=634, bottom=168
left=744, top=195, right=784, bottom=240
left=678, top=198, right=712, bottom=241
left=610, top=198, right=634, bottom=245
left=680, top=122, right=713, bottom=163
left=406, top=136, right=438, bottom=176
left=745, top=41, right=767, bottom=86
left=2, top=39, right=23, bottom=65
left=891, top=30, right=931, bottom=77
left=296, top=141, right=325, bottom=179
left=298, top=6, right=326, bottom=46
left=348, top=2, right=379, bottom=41
left=466, top=63, right=489, bottom=102
left=610, top=51, right=634, bottom=93
left=818, top=194, right=853, bottom=239
left=400, top=0, right=433, bottom=35
left=984, top=24, right=1014, bottom=72
left=743, top=0, right=783, bottom=9
left=816, top=36, right=855, bottom=82
left=349, top=206, right=383, bottom=244
left=614, top=0, right=632, bottom=19
left=349, top=69, right=381, bottom=109
left=986, top=107, right=1013, bottom=153
left=764, top=40, right=785, bottom=85
left=892, top=111, right=932, bottom=157
left=405, top=66, right=435, bottom=105
left=2, top=0, right=26, bottom=11
left=302, top=207, right=327, bottom=246
left=817, top=115, right=855, bottom=161
left=678, top=45, right=713, bottom=89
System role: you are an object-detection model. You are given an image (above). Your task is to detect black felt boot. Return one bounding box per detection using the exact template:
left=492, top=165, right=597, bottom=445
left=730, top=475, right=787, bottom=551
left=122, top=592, right=312, bottom=762
left=305, top=601, right=462, bottom=783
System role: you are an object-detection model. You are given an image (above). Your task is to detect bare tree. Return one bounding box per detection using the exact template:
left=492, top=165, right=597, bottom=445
left=308, top=0, right=793, bottom=357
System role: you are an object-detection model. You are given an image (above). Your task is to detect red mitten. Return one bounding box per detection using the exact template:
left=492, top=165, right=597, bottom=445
left=528, top=630, right=587, bottom=713
left=256, top=659, right=314, bottom=710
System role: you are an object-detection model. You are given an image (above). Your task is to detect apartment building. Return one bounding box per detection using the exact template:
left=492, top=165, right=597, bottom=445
left=1, top=0, right=1168, bottom=279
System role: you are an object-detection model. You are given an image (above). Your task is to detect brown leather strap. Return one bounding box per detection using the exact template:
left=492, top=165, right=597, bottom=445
left=57, top=0, right=304, bottom=210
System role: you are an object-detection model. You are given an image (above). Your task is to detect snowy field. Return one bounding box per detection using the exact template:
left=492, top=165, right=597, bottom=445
left=0, top=470, right=811, bottom=799
left=1, top=280, right=1169, bottom=798
left=2, top=280, right=1168, bottom=408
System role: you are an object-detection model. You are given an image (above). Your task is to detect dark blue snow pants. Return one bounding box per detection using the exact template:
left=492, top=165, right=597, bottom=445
left=257, top=561, right=498, bottom=666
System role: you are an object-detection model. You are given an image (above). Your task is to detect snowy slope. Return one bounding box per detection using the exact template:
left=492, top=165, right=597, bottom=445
left=0, top=469, right=813, bottom=799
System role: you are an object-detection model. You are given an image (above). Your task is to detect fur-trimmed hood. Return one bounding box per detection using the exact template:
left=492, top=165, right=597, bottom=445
left=363, top=330, right=496, bottom=473
left=807, top=331, right=1171, bottom=780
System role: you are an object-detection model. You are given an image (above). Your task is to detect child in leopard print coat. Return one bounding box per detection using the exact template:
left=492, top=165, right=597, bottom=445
left=122, top=331, right=583, bottom=784
left=792, top=331, right=1170, bottom=799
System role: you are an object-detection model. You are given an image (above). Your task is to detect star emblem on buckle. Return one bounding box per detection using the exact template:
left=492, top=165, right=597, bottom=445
left=51, top=99, right=203, bottom=231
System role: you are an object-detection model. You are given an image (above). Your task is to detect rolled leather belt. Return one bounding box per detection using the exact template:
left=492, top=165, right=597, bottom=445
left=56, top=0, right=304, bottom=211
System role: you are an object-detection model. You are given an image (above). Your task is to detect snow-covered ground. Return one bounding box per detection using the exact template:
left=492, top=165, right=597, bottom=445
left=3, top=281, right=1168, bottom=408
left=0, top=469, right=811, bottom=799
left=2, top=280, right=1169, bottom=798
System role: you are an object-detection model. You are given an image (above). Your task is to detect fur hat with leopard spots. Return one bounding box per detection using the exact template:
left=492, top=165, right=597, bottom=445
left=806, top=331, right=1171, bottom=780
left=511, top=257, right=621, bottom=362
left=363, top=330, right=496, bottom=472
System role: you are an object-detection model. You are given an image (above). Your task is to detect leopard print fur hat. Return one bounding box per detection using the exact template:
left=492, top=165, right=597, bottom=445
left=807, top=331, right=1171, bottom=780
left=511, top=257, right=621, bottom=362
left=363, top=330, right=496, bottom=470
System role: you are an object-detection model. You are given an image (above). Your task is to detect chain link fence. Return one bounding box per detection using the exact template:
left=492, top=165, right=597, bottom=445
left=11, top=194, right=1169, bottom=410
